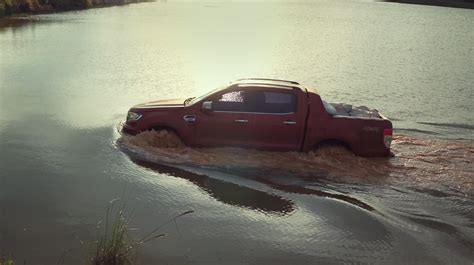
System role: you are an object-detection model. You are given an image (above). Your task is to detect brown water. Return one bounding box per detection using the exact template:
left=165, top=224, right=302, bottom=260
left=1, top=1, right=474, bottom=264
left=118, top=130, right=474, bottom=196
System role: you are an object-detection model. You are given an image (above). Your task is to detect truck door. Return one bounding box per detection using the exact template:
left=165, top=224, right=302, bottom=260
left=245, top=90, right=306, bottom=151
left=195, top=90, right=254, bottom=148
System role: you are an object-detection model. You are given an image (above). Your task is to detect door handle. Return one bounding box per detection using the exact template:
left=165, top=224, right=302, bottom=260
left=283, top=121, right=296, bottom=125
left=183, top=115, right=196, bottom=123
left=235, top=119, right=248, bottom=123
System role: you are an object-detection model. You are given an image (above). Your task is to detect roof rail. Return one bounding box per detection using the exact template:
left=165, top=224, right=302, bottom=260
left=236, top=78, right=300, bottom=85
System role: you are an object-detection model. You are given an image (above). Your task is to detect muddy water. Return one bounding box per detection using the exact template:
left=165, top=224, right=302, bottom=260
left=1, top=0, right=474, bottom=264
left=117, top=130, right=474, bottom=195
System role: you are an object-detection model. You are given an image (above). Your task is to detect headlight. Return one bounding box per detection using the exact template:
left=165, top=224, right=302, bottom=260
left=126, top=111, right=142, bottom=121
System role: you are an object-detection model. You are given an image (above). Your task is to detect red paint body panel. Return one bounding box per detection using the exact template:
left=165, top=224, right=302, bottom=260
left=123, top=80, right=393, bottom=157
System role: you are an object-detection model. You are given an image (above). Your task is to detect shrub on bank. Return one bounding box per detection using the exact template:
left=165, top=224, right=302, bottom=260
left=0, top=0, right=41, bottom=15
left=0, top=0, right=147, bottom=17
left=0, top=0, right=16, bottom=15
left=0, top=255, right=15, bottom=265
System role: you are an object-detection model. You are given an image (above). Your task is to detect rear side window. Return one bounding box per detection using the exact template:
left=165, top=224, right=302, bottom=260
left=265, top=92, right=293, bottom=103
left=257, top=91, right=297, bottom=113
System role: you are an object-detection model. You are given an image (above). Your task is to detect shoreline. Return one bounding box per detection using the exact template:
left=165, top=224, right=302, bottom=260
left=0, top=0, right=153, bottom=19
left=385, top=0, right=474, bottom=9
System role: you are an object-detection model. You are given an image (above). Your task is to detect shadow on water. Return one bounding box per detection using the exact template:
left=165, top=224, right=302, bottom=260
left=405, top=215, right=474, bottom=250
left=390, top=201, right=474, bottom=252
left=0, top=17, right=33, bottom=29
left=124, top=153, right=376, bottom=215
left=130, top=158, right=297, bottom=215
left=0, top=16, right=60, bottom=32
left=210, top=166, right=375, bottom=211
left=417, top=121, right=474, bottom=131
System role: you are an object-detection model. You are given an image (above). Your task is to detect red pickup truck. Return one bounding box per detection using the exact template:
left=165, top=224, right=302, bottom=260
left=123, top=78, right=393, bottom=157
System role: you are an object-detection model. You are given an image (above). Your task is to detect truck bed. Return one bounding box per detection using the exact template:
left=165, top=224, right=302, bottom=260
left=303, top=93, right=392, bottom=157
left=323, top=100, right=383, bottom=119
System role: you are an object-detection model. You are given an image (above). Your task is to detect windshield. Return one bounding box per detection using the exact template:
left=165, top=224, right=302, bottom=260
left=187, top=85, right=227, bottom=105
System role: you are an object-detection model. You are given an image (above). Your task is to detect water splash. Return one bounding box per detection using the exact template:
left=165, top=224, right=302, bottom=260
left=116, top=130, right=473, bottom=195
left=389, top=135, right=473, bottom=195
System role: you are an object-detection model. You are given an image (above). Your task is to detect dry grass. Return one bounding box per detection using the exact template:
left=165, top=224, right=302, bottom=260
left=0, top=255, right=15, bottom=265
left=90, top=199, right=134, bottom=265
left=90, top=199, right=193, bottom=265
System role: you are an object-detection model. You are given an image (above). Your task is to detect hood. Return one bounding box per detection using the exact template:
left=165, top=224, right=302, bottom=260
left=134, top=98, right=186, bottom=108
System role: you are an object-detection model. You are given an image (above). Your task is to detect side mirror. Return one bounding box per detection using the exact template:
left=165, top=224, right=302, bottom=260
left=202, top=101, right=213, bottom=111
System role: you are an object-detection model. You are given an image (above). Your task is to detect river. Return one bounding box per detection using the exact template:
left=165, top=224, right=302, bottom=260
left=0, top=1, right=473, bottom=264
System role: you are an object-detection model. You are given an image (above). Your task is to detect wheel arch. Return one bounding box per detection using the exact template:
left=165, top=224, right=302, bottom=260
left=149, top=124, right=182, bottom=138
left=312, top=138, right=353, bottom=153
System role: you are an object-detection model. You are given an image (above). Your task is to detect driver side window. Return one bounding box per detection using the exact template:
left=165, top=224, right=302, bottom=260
left=213, top=90, right=247, bottom=112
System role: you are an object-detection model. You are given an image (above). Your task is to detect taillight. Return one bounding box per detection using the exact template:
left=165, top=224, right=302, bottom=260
left=383, top=128, right=393, bottom=149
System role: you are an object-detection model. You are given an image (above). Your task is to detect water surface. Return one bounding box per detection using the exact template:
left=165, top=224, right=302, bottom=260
left=0, top=1, right=473, bottom=264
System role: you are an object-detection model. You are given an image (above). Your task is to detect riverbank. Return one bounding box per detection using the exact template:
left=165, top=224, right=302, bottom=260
left=385, top=0, right=474, bottom=9
left=0, top=0, right=151, bottom=18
